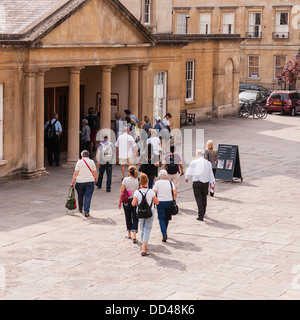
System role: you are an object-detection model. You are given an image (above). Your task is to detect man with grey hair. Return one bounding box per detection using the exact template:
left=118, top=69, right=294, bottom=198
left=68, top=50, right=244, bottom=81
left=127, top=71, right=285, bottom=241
left=185, top=149, right=215, bottom=221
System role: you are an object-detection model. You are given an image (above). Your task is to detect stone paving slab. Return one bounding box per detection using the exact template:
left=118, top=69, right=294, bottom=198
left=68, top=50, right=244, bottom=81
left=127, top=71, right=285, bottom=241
left=0, top=114, right=300, bottom=300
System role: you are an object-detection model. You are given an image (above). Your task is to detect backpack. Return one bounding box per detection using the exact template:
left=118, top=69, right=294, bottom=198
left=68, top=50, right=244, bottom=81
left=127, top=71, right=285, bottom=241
left=97, top=142, right=113, bottom=164
left=166, top=154, right=178, bottom=174
left=86, top=114, right=98, bottom=130
left=137, top=189, right=153, bottom=219
left=45, top=120, right=57, bottom=141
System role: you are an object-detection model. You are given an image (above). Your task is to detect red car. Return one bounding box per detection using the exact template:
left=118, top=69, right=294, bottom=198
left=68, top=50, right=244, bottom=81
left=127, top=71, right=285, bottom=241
left=266, top=91, right=300, bottom=116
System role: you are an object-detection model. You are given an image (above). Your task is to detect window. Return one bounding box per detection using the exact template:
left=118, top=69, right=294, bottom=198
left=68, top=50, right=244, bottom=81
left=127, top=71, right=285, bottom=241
left=200, top=13, right=211, bottom=34
left=248, top=12, right=261, bottom=38
left=0, top=84, right=3, bottom=160
left=154, top=72, right=167, bottom=120
left=177, top=14, right=188, bottom=34
left=223, top=13, right=235, bottom=34
left=186, top=61, right=195, bottom=101
left=275, top=12, right=289, bottom=37
left=145, top=0, right=151, bottom=24
left=248, top=55, right=260, bottom=78
left=275, top=55, right=287, bottom=78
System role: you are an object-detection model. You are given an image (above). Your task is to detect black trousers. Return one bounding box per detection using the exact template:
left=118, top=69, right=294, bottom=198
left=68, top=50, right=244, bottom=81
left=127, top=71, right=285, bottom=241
left=46, top=136, right=60, bottom=166
left=193, top=181, right=209, bottom=218
left=96, top=163, right=112, bottom=191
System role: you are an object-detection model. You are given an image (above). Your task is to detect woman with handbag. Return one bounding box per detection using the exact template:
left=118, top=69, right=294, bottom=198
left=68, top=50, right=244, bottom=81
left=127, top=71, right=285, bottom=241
left=153, top=169, right=177, bottom=242
left=118, top=165, right=139, bottom=243
left=71, top=150, right=97, bottom=217
left=131, top=173, right=159, bottom=256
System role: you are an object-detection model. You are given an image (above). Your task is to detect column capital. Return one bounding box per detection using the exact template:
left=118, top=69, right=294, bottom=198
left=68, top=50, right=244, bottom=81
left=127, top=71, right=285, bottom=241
left=129, top=64, right=140, bottom=71
left=23, top=69, right=38, bottom=76
left=101, top=64, right=116, bottom=72
left=69, top=66, right=85, bottom=74
left=37, top=68, right=50, bottom=76
left=140, top=63, right=150, bottom=70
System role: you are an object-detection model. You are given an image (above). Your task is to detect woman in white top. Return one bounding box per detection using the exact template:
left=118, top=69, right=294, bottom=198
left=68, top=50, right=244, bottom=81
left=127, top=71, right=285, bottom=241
left=153, top=169, right=177, bottom=242
left=132, top=173, right=159, bottom=256
left=71, top=150, right=97, bottom=217
left=118, top=166, right=139, bottom=242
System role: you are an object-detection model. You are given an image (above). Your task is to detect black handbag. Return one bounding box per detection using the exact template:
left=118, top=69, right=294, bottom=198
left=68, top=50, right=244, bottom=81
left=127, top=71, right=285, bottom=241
left=169, top=181, right=179, bottom=216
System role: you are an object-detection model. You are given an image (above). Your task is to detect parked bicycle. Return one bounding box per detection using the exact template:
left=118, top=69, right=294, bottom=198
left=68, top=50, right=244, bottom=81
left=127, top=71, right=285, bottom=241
left=237, top=101, right=267, bottom=119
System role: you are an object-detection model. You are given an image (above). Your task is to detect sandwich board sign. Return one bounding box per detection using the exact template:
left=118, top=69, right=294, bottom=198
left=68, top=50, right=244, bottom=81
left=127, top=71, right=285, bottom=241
left=215, top=144, right=243, bottom=182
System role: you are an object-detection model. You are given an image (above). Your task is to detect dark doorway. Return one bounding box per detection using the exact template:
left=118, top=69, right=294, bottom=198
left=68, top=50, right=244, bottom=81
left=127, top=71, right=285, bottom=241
left=56, top=87, right=69, bottom=152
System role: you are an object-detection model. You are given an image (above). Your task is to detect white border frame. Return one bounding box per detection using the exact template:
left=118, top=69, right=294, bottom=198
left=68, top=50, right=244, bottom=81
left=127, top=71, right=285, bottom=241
left=0, top=84, right=3, bottom=160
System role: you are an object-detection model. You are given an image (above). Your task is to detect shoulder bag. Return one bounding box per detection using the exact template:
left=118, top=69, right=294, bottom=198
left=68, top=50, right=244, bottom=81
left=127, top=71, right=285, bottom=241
left=169, top=181, right=179, bottom=216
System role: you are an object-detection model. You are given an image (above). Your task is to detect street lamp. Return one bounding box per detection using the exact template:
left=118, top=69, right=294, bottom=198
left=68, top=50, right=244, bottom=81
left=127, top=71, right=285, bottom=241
left=185, top=15, right=191, bottom=34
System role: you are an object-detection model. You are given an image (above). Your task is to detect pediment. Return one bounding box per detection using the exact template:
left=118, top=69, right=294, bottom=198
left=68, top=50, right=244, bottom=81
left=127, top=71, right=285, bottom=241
left=39, top=0, right=155, bottom=47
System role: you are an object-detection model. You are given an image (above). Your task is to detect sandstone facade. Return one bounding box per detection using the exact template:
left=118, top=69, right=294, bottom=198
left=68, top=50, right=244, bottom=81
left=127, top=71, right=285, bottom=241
left=0, top=0, right=242, bottom=180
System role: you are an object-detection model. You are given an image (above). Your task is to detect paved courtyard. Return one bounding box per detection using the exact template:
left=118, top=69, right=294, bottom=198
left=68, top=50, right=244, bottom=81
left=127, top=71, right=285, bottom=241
left=0, top=113, right=300, bottom=300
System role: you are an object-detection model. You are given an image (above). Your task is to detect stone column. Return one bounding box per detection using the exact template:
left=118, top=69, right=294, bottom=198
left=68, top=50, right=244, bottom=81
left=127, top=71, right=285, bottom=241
left=129, top=64, right=140, bottom=119
left=100, top=65, right=115, bottom=131
left=36, top=69, right=49, bottom=176
left=64, top=66, right=84, bottom=167
left=23, top=69, right=38, bottom=179
left=139, top=64, right=149, bottom=122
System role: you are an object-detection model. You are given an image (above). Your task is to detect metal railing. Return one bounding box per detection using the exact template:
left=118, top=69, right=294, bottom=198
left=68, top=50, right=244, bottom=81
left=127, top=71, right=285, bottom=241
left=245, top=32, right=262, bottom=39
left=272, top=32, right=289, bottom=39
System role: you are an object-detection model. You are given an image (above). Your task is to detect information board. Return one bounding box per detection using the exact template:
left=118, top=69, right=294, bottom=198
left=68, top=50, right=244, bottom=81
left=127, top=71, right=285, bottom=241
left=215, top=144, right=243, bottom=182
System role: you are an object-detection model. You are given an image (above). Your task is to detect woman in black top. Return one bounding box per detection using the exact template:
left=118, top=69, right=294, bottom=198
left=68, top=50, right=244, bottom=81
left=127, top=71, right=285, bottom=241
left=139, top=143, right=159, bottom=188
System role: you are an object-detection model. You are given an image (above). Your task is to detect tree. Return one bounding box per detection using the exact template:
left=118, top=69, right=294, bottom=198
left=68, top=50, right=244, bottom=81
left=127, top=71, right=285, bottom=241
left=276, top=52, right=300, bottom=90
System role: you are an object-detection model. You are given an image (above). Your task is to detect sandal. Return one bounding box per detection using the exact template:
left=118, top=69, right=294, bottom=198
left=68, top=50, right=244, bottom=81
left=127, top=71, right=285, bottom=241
left=125, top=236, right=131, bottom=239
left=133, top=238, right=138, bottom=243
left=141, top=251, right=149, bottom=256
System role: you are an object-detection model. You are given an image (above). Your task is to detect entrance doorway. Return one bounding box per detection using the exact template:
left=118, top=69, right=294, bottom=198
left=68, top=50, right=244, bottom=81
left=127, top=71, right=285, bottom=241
left=44, top=85, right=84, bottom=153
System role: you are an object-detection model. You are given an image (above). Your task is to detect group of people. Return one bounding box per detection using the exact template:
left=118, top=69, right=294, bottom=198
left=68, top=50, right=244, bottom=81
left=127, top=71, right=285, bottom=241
left=70, top=109, right=219, bottom=256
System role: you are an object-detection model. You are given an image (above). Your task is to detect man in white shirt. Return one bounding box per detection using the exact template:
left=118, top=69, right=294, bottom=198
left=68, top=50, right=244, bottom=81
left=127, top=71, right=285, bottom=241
left=185, top=150, right=215, bottom=221
left=115, top=127, right=138, bottom=180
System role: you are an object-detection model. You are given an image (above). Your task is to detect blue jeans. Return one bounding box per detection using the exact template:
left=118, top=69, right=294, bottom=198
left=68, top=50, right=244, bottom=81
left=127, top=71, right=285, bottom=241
left=157, top=201, right=173, bottom=236
left=75, top=182, right=95, bottom=213
left=139, top=209, right=154, bottom=243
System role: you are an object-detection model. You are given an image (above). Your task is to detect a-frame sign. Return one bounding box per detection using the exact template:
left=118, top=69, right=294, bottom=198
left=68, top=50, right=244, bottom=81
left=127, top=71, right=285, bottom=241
left=215, top=144, right=243, bottom=182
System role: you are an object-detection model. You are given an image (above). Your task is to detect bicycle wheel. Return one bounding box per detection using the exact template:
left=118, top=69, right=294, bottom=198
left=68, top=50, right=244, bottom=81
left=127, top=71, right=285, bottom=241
left=260, top=107, right=268, bottom=119
left=239, top=104, right=251, bottom=118
left=252, top=104, right=261, bottom=119
left=237, top=106, right=244, bottom=118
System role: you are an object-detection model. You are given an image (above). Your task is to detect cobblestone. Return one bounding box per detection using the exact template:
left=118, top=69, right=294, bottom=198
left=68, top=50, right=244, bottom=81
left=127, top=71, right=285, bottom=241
left=0, top=114, right=300, bottom=300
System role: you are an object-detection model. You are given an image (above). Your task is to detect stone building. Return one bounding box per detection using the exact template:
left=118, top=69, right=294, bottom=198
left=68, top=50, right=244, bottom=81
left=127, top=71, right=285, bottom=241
left=0, top=0, right=242, bottom=181
left=134, top=0, right=300, bottom=90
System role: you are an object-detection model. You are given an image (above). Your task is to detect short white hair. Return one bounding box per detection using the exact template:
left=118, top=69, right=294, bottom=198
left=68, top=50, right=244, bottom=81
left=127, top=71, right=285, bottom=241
left=196, top=149, right=204, bottom=156
left=158, top=169, right=168, bottom=179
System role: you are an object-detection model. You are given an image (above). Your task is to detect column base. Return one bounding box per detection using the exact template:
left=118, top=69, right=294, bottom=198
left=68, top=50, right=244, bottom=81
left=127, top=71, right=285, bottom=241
left=37, top=167, right=50, bottom=177
left=22, top=169, right=40, bottom=180
left=62, top=160, right=78, bottom=169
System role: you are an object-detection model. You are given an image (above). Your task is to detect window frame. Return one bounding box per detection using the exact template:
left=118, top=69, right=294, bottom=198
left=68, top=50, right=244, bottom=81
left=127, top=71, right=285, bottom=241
left=248, top=55, right=260, bottom=79
left=185, top=60, right=195, bottom=102
left=248, top=12, right=262, bottom=38
left=199, top=12, right=211, bottom=34
left=274, top=55, right=287, bottom=79
left=222, top=12, right=235, bottom=34
left=144, top=0, right=151, bottom=25
left=153, top=72, right=167, bottom=120
left=177, top=13, right=188, bottom=34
